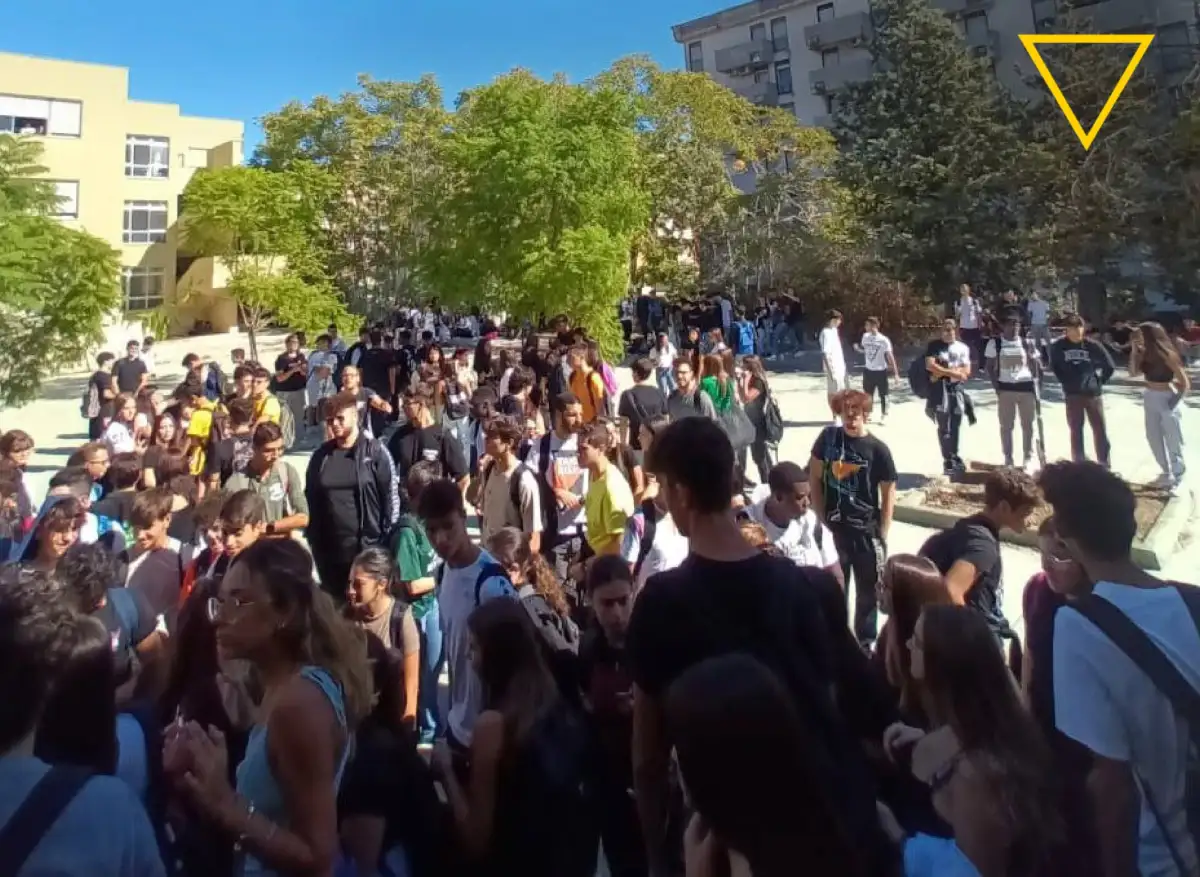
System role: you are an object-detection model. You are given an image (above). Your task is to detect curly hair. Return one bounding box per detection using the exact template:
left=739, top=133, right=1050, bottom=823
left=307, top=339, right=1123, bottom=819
left=485, top=527, right=570, bottom=618
left=57, top=542, right=120, bottom=612
left=983, top=467, right=1039, bottom=512
left=228, top=539, right=374, bottom=727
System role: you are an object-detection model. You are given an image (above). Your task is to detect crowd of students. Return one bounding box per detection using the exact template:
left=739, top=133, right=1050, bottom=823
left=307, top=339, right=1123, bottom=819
left=0, top=308, right=1198, bottom=877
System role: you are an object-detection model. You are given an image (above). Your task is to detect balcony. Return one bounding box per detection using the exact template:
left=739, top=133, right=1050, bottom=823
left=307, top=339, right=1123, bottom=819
left=1034, top=0, right=1154, bottom=31
left=715, top=39, right=775, bottom=74
left=805, top=12, right=872, bottom=50
left=964, top=28, right=1000, bottom=58
left=809, top=57, right=875, bottom=94
left=736, top=80, right=780, bottom=106
left=930, top=0, right=994, bottom=15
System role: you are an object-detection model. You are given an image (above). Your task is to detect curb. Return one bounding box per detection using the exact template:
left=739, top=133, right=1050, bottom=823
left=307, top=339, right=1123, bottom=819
left=893, top=487, right=1195, bottom=570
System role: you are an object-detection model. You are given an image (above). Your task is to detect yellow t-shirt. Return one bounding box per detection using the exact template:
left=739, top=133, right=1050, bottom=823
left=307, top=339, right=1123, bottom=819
left=584, top=465, right=635, bottom=555
left=254, top=394, right=282, bottom=425
left=186, top=400, right=217, bottom=476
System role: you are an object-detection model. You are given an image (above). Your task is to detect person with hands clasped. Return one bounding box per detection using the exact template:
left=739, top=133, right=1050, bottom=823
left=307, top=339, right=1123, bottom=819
left=164, top=538, right=373, bottom=877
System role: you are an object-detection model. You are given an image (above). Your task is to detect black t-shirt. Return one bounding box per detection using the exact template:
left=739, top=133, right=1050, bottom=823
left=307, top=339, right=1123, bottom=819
left=810, top=427, right=897, bottom=533
left=317, top=446, right=363, bottom=550
left=1110, top=326, right=1132, bottom=346
left=920, top=514, right=1010, bottom=637
left=125, top=547, right=183, bottom=624
left=627, top=553, right=834, bottom=702
left=359, top=347, right=396, bottom=395
left=618, top=385, right=668, bottom=451
left=387, top=424, right=467, bottom=480
left=89, top=370, right=115, bottom=419
left=204, top=434, right=253, bottom=485
left=578, top=627, right=635, bottom=785
left=273, top=352, right=308, bottom=392
left=93, top=490, right=137, bottom=525
left=113, top=356, right=147, bottom=393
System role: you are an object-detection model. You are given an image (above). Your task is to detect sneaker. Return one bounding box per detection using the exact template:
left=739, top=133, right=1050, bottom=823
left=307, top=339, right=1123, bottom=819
left=1003, top=457, right=1014, bottom=468
left=878, top=415, right=887, bottom=426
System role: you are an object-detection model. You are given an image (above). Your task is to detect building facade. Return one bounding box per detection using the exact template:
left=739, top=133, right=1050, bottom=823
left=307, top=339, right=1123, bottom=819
left=673, top=0, right=1198, bottom=127
left=0, top=51, right=245, bottom=340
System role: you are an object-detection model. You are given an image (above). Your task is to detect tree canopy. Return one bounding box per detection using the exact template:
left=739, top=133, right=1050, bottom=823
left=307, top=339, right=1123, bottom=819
left=0, top=135, right=121, bottom=408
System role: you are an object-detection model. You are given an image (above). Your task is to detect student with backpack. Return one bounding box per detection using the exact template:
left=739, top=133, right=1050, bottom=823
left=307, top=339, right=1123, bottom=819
left=415, top=479, right=516, bottom=766
left=469, top=416, right=543, bottom=551
left=431, top=597, right=597, bottom=877
left=578, top=556, right=645, bottom=877
left=487, top=526, right=580, bottom=660
left=1040, top=461, right=1200, bottom=877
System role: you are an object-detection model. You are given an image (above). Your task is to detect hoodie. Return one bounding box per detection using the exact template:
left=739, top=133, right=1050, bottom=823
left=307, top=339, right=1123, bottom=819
left=1049, top=337, right=1115, bottom=397
left=10, top=493, right=72, bottom=565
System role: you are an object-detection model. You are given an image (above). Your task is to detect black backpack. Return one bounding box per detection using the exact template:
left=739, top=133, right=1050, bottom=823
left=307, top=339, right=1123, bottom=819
left=499, top=701, right=598, bottom=877
left=907, top=356, right=932, bottom=401
left=1069, top=584, right=1200, bottom=876
left=528, top=431, right=561, bottom=538
left=517, top=585, right=580, bottom=655
left=762, top=388, right=785, bottom=444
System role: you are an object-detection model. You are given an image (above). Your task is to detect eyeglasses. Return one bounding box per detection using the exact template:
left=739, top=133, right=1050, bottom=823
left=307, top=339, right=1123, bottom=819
left=206, top=594, right=256, bottom=622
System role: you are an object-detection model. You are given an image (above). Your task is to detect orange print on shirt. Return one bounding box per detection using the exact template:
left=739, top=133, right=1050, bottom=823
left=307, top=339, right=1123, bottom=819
left=830, top=460, right=863, bottom=481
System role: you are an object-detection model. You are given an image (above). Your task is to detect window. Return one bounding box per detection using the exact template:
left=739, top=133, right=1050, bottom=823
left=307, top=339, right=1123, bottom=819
left=51, top=181, right=79, bottom=219
left=0, top=95, right=82, bottom=136
left=775, top=61, right=794, bottom=94
left=963, top=10, right=989, bottom=39
left=123, top=201, right=169, bottom=244
left=770, top=16, right=789, bottom=51
left=125, top=136, right=170, bottom=178
left=688, top=41, right=704, bottom=72
left=122, top=267, right=165, bottom=312
left=1158, top=23, right=1194, bottom=74
left=750, top=22, right=767, bottom=43
left=822, top=48, right=840, bottom=68
left=817, top=3, right=835, bottom=23
left=754, top=69, right=769, bottom=84
left=779, top=101, right=796, bottom=116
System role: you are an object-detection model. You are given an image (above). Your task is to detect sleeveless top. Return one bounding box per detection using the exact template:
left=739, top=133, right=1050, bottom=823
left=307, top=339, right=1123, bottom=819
left=235, top=666, right=351, bottom=877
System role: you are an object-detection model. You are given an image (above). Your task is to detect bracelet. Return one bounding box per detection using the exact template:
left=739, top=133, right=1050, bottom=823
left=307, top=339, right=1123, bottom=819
left=233, top=801, right=256, bottom=852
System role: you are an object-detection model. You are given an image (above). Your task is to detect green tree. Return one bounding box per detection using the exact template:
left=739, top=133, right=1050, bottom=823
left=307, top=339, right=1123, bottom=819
left=417, top=70, right=649, bottom=359
left=834, top=0, right=1051, bottom=299
left=180, top=164, right=352, bottom=361
left=0, top=135, right=121, bottom=408
left=253, top=75, right=450, bottom=317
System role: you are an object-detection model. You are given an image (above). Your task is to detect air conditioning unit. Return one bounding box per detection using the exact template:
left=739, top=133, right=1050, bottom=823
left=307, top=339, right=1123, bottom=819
left=813, top=80, right=827, bottom=93
left=750, top=51, right=763, bottom=63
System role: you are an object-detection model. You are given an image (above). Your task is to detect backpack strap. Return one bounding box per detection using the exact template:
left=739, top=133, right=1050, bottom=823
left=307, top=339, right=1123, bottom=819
left=1068, top=586, right=1200, bottom=875
left=634, top=500, right=658, bottom=576
left=0, top=765, right=92, bottom=872
left=389, top=598, right=410, bottom=653
left=473, top=562, right=509, bottom=608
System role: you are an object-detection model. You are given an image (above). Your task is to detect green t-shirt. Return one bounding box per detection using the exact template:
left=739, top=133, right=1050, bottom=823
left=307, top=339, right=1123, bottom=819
left=394, top=513, right=437, bottom=617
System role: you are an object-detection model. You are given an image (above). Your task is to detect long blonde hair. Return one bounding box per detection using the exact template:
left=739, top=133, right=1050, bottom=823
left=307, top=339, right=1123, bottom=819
left=230, top=539, right=374, bottom=726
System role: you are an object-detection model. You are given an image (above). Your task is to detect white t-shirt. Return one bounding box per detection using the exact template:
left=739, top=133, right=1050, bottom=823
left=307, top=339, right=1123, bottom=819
left=1027, top=299, right=1050, bottom=326
left=956, top=297, right=981, bottom=330
left=1054, top=582, right=1200, bottom=876
left=104, top=421, right=136, bottom=455
left=654, top=341, right=677, bottom=370
left=984, top=336, right=1038, bottom=385
left=620, top=508, right=689, bottom=590
left=745, top=488, right=839, bottom=569
left=860, top=332, right=894, bottom=372
left=527, top=432, right=588, bottom=535
left=820, top=327, right=846, bottom=376
left=439, top=550, right=517, bottom=746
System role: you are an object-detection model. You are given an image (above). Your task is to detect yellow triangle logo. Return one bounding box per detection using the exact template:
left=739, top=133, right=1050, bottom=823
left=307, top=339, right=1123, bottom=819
left=1019, top=34, right=1155, bottom=150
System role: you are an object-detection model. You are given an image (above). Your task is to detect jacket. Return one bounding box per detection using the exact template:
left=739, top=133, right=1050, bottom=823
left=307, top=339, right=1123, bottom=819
left=1049, top=337, right=1114, bottom=397
left=304, top=434, right=399, bottom=553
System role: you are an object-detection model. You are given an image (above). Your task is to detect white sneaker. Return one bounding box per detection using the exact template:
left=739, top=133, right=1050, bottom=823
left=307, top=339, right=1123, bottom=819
left=878, top=415, right=887, bottom=426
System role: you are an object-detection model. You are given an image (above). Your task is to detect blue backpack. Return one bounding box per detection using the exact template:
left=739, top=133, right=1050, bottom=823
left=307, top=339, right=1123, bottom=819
left=736, top=320, right=756, bottom=355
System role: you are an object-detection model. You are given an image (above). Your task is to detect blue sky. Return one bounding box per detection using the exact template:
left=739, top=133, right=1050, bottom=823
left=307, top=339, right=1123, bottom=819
left=4, top=0, right=719, bottom=152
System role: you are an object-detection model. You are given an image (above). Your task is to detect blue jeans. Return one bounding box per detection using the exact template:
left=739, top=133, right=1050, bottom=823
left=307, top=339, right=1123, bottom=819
left=414, top=599, right=444, bottom=744
left=656, top=367, right=676, bottom=396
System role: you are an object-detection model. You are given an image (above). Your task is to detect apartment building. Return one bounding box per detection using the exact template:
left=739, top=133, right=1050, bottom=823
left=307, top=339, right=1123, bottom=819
left=0, top=52, right=244, bottom=338
left=673, top=0, right=1198, bottom=127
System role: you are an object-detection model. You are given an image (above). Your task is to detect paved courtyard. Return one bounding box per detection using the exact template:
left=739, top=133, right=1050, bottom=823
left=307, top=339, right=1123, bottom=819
left=5, top=330, right=1198, bottom=639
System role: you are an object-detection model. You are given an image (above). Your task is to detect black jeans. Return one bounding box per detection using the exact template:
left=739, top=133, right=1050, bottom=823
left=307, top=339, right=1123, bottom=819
left=862, top=370, right=890, bottom=416
left=592, top=777, right=646, bottom=877
left=829, top=525, right=885, bottom=646
left=749, top=439, right=776, bottom=485
left=936, top=411, right=963, bottom=469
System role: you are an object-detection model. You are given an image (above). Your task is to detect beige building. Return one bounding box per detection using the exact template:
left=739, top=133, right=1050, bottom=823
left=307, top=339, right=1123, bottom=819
left=0, top=51, right=245, bottom=340
left=673, top=0, right=1197, bottom=128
